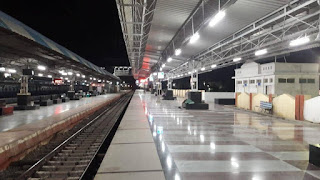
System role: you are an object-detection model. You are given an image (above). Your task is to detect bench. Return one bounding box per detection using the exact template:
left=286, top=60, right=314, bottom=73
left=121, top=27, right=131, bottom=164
left=259, top=101, right=272, bottom=113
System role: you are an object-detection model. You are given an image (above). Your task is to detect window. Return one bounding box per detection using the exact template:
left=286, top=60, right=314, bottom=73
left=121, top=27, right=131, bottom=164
left=270, top=78, right=273, bottom=83
left=243, top=80, right=248, bottom=84
left=308, top=79, right=315, bottom=84
left=257, top=79, right=262, bottom=84
left=250, top=80, right=255, bottom=84
left=299, top=78, right=307, bottom=83
left=287, top=78, right=295, bottom=83
left=264, top=79, right=268, bottom=83
left=278, top=78, right=286, bottom=83
left=237, top=81, right=242, bottom=85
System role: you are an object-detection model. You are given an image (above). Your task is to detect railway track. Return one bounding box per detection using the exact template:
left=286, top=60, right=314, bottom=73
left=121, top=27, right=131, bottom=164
left=17, top=92, right=133, bottom=180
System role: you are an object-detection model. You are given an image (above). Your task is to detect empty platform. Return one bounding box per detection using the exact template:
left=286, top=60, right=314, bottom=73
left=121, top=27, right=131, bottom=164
left=94, top=91, right=165, bottom=180
left=0, top=93, right=125, bottom=170
left=103, top=91, right=320, bottom=180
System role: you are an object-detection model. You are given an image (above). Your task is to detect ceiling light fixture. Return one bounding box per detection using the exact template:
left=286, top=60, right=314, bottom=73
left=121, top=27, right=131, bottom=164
left=175, top=49, right=182, bottom=56
left=37, top=65, right=46, bottom=71
left=233, top=57, right=242, bottom=62
left=189, top=32, right=200, bottom=44
left=209, top=11, right=226, bottom=27
left=255, top=49, right=268, bottom=56
left=290, top=36, right=310, bottom=47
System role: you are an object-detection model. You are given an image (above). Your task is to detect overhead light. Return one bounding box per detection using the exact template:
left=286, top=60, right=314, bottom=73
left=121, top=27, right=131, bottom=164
left=0, top=67, right=5, bottom=72
left=188, top=71, right=191, bottom=74
left=160, top=67, right=163, bottom=71
left=233, top=57, right=242, bottom=62
left=8, top=69, right=16, bottom=73
left=194, top=70, right=198, bottom=73
left=211, top=64, right=217, bottom=68
left=255, top=49, right=267, bottom=56
left=93, top=78, right=97, bottom=80
left=162, top=64, right=166, bottom=68
left=37, top=65, right=46, bottom=71
left=153, top=72, right=157, bottom=76
left=209, top=11, right=226, bottom=27
left=82, top=75, right=85, bottom=78
left=76, top=73, right=80, bottom=77
left=38, top=73, right=43, bottom=77
left=90, top=77, right=92, bottom=80
left=48, top=75, right=52, bottom=78
left=4, top=73, right=10, bottom=78
left=290, top=36, right=310, bottom=47
left=201, top=67, right=206, bottom=71
left=65, top=77, right=69, bottom=80
left=167, top=57, right=172, bottom=62
left=189, top=32, right=200, bottom=44
left=67, top=72, right=73, bottom=75
left=175, top=49, right=182, bottom=56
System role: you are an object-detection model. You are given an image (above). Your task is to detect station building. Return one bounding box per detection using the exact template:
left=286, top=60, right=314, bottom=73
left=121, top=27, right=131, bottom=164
left=234, top=62, right=319, bottom=97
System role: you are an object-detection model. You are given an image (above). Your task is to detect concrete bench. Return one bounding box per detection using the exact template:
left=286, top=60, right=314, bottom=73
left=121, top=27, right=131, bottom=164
left=35, top=95, right=53, bottom=106
left=51, top=94, right=62, bottom=104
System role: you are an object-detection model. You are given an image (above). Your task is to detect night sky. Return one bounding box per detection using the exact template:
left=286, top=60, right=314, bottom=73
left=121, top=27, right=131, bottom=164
left=1, top=0, right=129, bottom=72
left=1, top=1, right=320, bottom=90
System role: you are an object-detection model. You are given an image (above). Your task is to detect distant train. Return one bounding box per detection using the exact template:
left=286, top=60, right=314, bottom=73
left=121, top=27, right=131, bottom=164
left=0, top=76, right=89, bottom=98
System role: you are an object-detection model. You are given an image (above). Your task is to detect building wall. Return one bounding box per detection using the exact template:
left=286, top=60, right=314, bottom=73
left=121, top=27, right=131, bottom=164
left=272, top=94, right=295, bottom=120
left=252, top=93, right=269, bottom=112
left=235, top=75, right=275, bottom=94
left=304, top=96, right=320, bottom=123
left=274, top=74, right=319, bottom=97
left=234, top=62, right=319, bottom=97
left=237, top=93, right=250, bottom=110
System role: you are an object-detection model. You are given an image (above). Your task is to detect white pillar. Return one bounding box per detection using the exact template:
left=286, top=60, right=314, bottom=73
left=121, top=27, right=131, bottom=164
left=19, top=75, right=30, bottom=95
left=191, top=71, right=198, bottom=91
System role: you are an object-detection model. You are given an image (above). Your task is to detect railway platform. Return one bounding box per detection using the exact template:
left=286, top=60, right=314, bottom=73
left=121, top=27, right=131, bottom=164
left=96, top=90, right=320, bottom=180
left=0, top=93, right=125, bottom=170
left=94, top=90, right=165, bottom=180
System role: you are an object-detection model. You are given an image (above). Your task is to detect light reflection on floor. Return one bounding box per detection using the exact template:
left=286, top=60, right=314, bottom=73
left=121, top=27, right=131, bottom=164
left=140, top=91, right=320, bottom=180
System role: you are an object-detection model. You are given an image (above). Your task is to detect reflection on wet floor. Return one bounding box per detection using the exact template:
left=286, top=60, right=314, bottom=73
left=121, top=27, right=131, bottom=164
left=139, top=91, right=320, bottom=180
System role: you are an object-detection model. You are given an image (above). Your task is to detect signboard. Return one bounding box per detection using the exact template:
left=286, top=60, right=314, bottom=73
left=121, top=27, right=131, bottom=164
left=158, top=72, right=164, bottom=79
left=54, top=78, right=63, bottom=85
left=149, top=76, right=154, bottom=82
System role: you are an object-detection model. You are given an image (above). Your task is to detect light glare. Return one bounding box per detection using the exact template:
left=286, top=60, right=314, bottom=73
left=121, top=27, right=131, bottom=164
left=189, top=32, right=200, bottom=44
left=255, top=49, right=267, bottom=56
left=175, top=48, right=182, bottom=56
left=290, top=36, right=310, bottom=47
left=209, top=11, right=226, bottom=27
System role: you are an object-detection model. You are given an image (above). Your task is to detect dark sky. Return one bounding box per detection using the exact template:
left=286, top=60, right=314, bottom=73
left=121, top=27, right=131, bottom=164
left=1, top=0, right=129, bottom=70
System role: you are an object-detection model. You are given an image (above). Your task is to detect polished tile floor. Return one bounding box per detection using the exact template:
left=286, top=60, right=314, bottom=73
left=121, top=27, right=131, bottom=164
left=140, top=91, right=320, bottom=180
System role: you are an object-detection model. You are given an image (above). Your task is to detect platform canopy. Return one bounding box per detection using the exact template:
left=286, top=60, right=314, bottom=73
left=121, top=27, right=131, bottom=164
left=0, top=11, right=120, bottom=81
left=116, top=0, right=320, bottom=79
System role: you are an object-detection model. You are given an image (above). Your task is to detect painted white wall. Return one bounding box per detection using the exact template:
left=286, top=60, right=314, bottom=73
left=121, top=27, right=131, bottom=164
left=304, top=96, right=320, bottom=123
left=203, top=92, right=235, bottom=103
left=234, top=62, right=319, bottom=96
